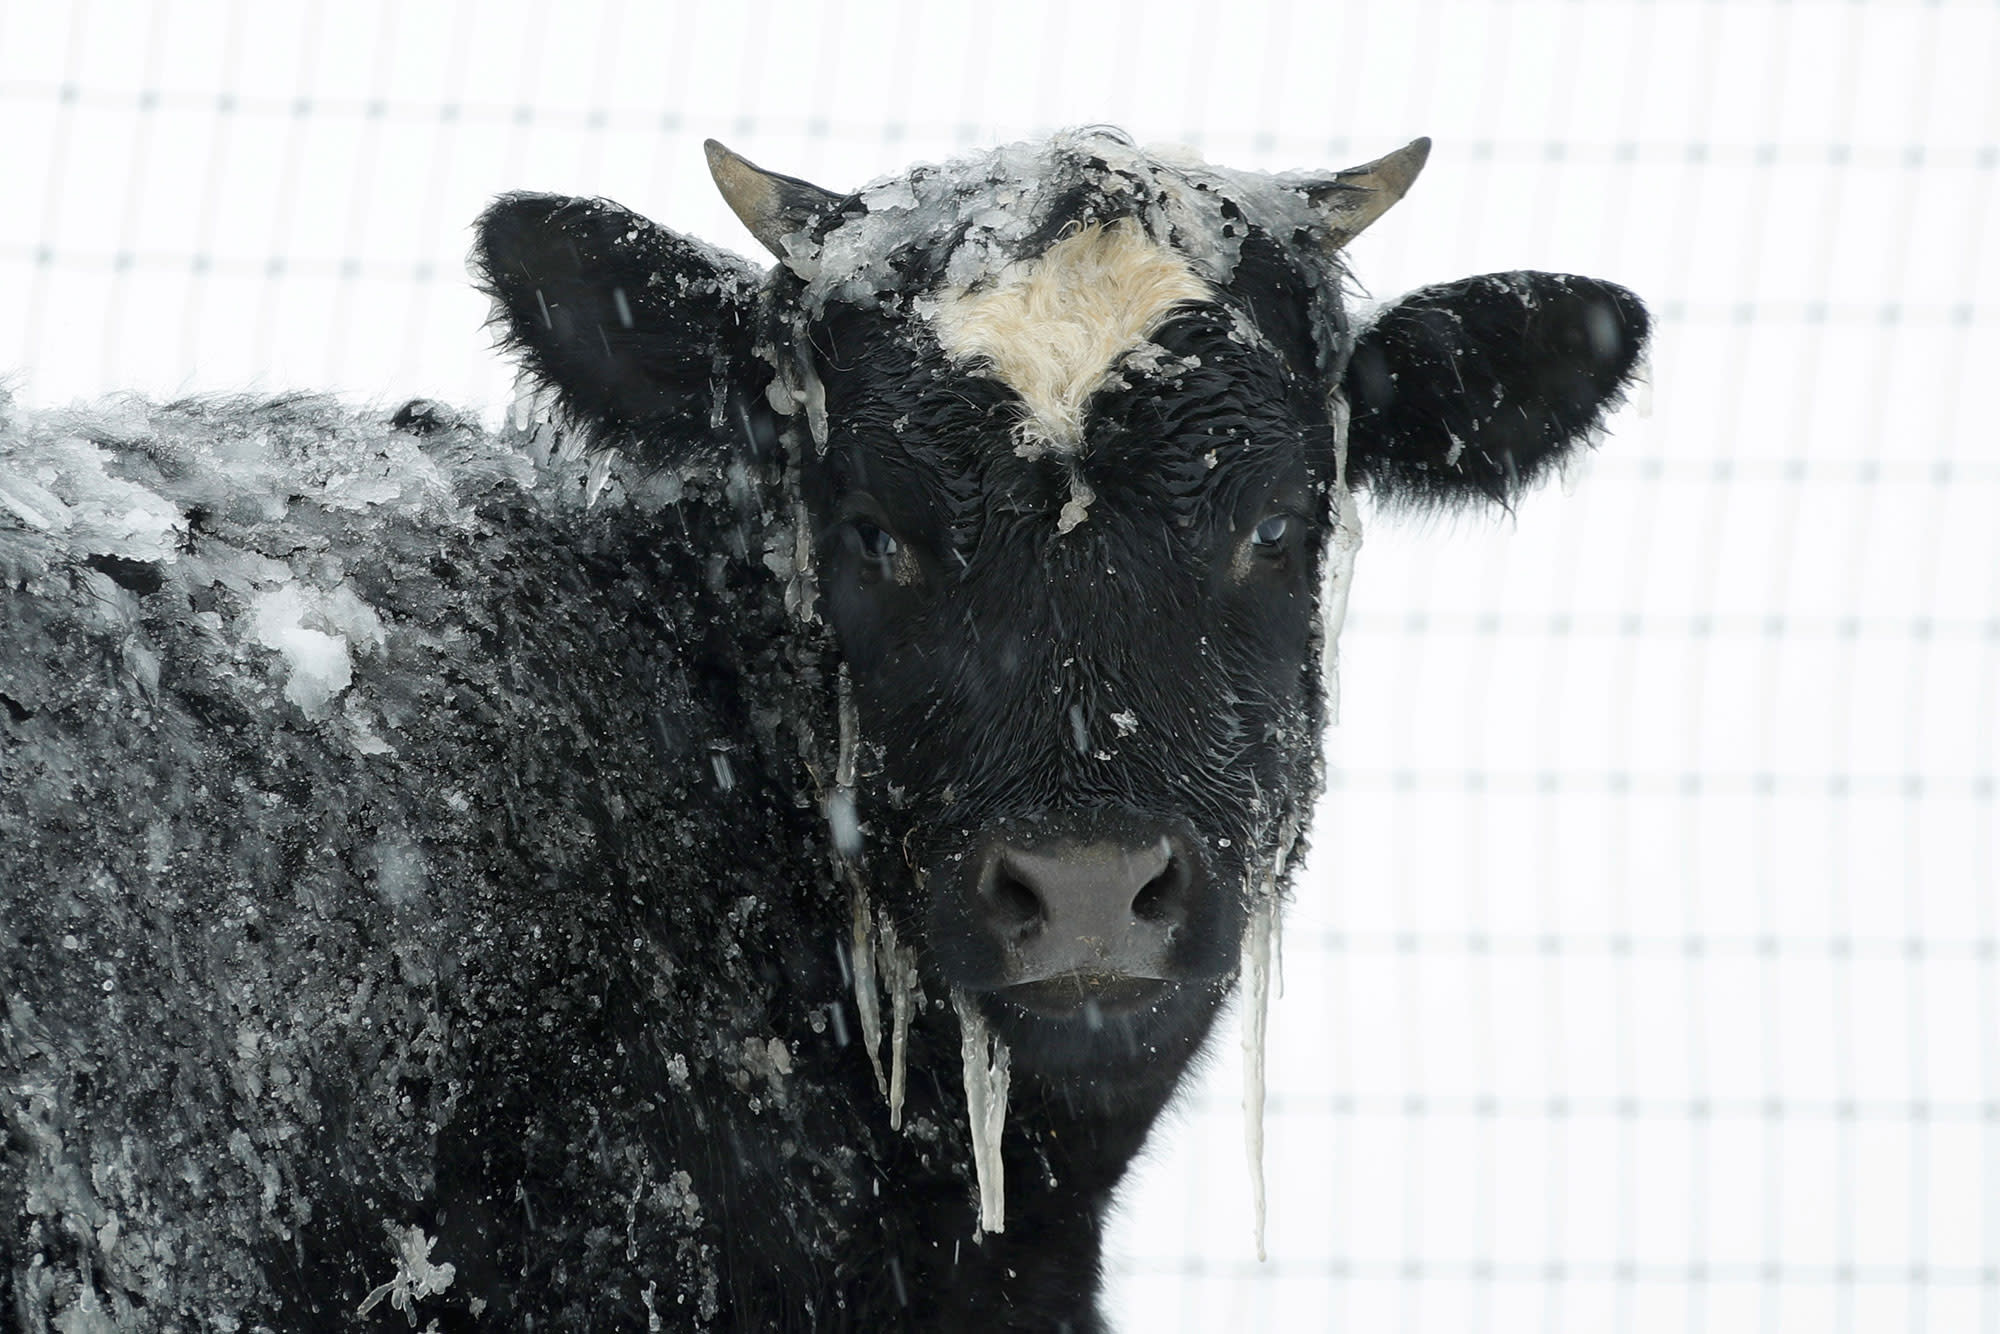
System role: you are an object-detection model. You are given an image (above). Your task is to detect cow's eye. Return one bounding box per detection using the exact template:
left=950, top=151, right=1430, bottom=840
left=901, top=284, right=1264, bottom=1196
left=848, top=519, right=900, bottom=584
left=1250, top=515, right=1291, bottom=549
left=855, top=520, right=897, bottom=561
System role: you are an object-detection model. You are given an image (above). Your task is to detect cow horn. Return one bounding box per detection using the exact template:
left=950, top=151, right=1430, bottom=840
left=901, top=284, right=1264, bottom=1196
left=704, top=139, right=845, bottom=264
left=1302, top=137, right=1431, bottom=249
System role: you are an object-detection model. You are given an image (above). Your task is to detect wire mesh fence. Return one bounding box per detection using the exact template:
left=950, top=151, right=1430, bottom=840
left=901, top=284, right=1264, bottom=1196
left=2, top=2, right=1994, bottom=1330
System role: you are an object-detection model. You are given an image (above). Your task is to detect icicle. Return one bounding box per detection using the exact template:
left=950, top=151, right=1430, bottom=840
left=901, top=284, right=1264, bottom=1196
left=1241, top=891, right=1277, bottom=1263
left=850, top=878, right=885, bottom=1097
left=794, top=346, right=830, bottom=450
left=954, top=990, right=1011, bottom=1236
left=1321, top=394, right=1363, bottom=727
left=584, top=448, right=618, bottom=507
left=1272, top=882, right=1286, bottom=1001
left=889, top=954, right=912, bottom=1128
left=828, top=660, right=860, bottom=856
left=879, top=914, right=915, bottom=1130
left=827, top=792, right=862, bottom=860
left=831, top=664, right=886, bottom=1098
left=788, top=498, right=820, bottom=622
left=1242, top=819, right=1299, bottom=1261
left=507, top=374, right=543, bottom=433
left=829, top=664, right=909, bottom=1126
left=833, top=665, right=860, bottom=807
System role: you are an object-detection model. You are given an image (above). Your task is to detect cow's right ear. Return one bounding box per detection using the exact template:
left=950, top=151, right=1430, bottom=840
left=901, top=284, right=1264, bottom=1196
left=1339, top=272, right=1648, bottom=511
left=473, top=193, right=768, bottom=456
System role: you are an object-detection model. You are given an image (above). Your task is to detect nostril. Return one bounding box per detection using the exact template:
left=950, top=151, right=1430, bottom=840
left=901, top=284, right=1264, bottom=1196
left=987, top=865, right=1044, bottom=934
left=1130, top=855, right=1187, bottom=923
left=955, top=834, right=1211, bottom=987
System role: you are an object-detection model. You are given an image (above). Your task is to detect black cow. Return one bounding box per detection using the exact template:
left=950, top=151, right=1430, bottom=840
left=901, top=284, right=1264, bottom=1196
left=1, top=130, right=1645, bottom=1331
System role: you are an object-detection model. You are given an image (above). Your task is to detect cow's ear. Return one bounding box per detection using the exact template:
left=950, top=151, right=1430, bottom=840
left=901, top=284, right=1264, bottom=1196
left=1340, top=272, right=1648, bottom=510
left=473, top=193, right=768, bottom=456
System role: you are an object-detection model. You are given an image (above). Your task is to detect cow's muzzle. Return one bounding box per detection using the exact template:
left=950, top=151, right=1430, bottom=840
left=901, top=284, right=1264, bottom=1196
left=942, top=832, right=1206, bottom=1018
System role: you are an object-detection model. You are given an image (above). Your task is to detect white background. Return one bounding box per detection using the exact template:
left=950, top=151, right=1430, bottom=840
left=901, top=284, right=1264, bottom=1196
left=3, top=2, right=1994, bottom=1330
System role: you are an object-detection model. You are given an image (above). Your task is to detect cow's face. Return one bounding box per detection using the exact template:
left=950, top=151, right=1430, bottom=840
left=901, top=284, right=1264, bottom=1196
left=787, top=231, right=1346, bottom=1081
left=473, top=131, right=1648, bottom=1095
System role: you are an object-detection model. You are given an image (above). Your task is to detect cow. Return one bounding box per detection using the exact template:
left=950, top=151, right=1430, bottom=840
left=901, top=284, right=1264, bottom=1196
left=1, top=129, right=1646, bottom=1331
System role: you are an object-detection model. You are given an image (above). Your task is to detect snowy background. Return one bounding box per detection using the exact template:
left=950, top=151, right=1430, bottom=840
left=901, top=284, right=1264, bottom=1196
left=2, top=1, right=1995, bottom=1330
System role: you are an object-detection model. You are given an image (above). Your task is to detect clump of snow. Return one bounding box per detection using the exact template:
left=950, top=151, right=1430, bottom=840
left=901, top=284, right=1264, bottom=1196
left=0, top=431, right=185, bottom=561
left=735, top=1034, right=794, bottom=1104
left=1054, top=474, right=1095, bottom=535
left=0, top=467, right=68, bottom=531
left=1118, top=342, right=1201, bottom=381
left=357, top=1224, right=456, bottom=1324
left=783, top=130, right=1335, bottom=326
left=1442, top=430, right=1467, bottom=469
left=252, top=586, right=352, bottom=716
left=250, top=580, right=387, bottom=719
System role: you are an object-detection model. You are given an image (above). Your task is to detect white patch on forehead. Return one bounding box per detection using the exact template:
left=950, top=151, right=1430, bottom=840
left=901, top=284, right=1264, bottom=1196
left=928, top=219, right=1211, bottom=452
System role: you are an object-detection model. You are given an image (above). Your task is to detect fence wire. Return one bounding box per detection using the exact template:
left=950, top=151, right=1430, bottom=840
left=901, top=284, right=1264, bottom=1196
left=2, top=2, right=1994, bottom=1331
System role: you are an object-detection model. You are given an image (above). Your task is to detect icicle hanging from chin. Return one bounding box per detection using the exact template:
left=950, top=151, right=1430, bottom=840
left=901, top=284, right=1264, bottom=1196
left=954, top=990, right=1011, bottom=1238
left=1241, top=820, right=1298, bottom=1264
left=1240, top=390, right=1360, bottom=1260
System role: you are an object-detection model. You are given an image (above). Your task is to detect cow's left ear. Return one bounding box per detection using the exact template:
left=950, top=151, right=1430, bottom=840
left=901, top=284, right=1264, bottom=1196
left=474, top=193, right=767, bottom=456
left=1340, top=272, right=1648, bottom=509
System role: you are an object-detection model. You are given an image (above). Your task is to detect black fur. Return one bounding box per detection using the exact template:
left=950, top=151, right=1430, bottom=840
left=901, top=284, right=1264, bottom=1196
left=1343, top=272, right=1650, bottom=508
left=474, top=194, right=771, bottom=462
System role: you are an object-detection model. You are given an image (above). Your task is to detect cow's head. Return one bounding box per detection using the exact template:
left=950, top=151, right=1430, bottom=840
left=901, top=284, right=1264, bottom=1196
left=473, top=131, right=1646, bottom=1100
